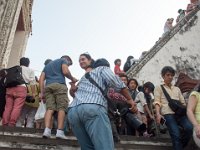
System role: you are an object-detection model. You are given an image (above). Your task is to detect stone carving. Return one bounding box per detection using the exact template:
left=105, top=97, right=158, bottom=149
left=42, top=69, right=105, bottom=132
left=127, top=8, right=200, bottom=78
left=175, top=72, right=200, bottom=93
left=0, top=0, right=20, bottom=67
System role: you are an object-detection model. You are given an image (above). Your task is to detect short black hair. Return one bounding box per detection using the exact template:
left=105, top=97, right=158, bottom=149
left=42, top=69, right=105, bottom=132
left=114, top=59, right=121, bottom=65
left=80, top=53, right=92, bottom=61
left=20, top=57, right=30, bottom=67
left=119, top=74, right=128, bottom=82
left=161, top=66, right=175, bottom=77
left=128, top=78, right=138, bottom=87
left=61, top=55, right=72, bottom=66
left=93, top=58, right=110, bottom=68
left=44, top=59, right=52, bottom=66
left=143, top=82, right=155, bottom=92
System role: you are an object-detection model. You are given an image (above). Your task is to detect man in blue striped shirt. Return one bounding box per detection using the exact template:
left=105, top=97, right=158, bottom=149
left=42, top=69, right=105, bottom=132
left=68, top=65, right=137, bottom=150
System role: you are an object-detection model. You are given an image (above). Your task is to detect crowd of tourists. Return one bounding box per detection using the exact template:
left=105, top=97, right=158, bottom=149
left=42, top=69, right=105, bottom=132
left=0, top=1, right=200, bottom=150
left=0, top=53, right=199, bottom=150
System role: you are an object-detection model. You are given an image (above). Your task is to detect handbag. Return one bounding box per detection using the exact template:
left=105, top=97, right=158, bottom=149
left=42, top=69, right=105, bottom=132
left=35, top=101, right=46, bottom=122
left=160, top=85, right=186, bottom=116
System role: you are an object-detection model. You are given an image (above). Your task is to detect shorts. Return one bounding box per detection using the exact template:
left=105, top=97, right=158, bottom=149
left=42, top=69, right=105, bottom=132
left=45, top=83, right=69, bottom=111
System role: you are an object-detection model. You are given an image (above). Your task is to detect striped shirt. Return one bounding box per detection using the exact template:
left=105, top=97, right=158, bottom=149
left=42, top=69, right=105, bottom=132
left=69, top=66, right=126, bottom=108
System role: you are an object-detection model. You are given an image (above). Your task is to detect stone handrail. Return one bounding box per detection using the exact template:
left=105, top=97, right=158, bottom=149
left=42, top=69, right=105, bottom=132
left=127, top=8, right=200, bottom=78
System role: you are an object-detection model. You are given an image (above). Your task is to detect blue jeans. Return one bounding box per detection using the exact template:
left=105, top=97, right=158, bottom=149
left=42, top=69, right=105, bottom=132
left=164, top=114, right=193, bottom=150
left=68, top=104, right=114, bottom=150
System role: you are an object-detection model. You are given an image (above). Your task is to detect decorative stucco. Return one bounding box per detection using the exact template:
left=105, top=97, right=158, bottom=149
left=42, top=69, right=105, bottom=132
left=0, top=0, right=33, bottom=68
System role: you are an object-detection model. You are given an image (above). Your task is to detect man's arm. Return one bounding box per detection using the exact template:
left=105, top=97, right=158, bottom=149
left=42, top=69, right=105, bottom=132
left=39, top=72, right=45, bottom=100
left=120, top=87, right=138, bottom=113
left=155, top=104, right=162, bottom=124
left=62, top=64, right=77, bottom=83
left=69, top=82, right=78, bottom=98
left=154, top=86, right=163, bottom=124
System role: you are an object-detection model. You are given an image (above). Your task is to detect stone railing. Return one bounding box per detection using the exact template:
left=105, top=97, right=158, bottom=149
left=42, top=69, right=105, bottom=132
left=127, top=8, right=200, bottom=78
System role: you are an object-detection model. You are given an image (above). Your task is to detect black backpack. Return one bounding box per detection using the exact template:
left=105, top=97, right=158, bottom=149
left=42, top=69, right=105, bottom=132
left=4, top=65, right=26, bottom=88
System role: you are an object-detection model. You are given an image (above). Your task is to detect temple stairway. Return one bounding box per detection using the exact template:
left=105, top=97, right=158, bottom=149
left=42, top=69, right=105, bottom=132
left=0, top=126, right=173, bottom=150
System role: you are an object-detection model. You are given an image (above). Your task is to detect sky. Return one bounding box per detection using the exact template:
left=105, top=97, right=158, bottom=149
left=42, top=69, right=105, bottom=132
left=25, top=0, right=190, bottom=79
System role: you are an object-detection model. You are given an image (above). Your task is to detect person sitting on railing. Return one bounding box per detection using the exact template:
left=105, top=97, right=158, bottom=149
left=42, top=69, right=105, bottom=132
left=163, top=18, right=174, bottom=35
left=190, top=0, right=200, bottom=8
left=186, top=3, right=196, bottom=15
left=123, top=56, right=135, bottom=72
left=114, top=59, right=125, bottom=76
left=139, top=51, right=148, bottom=60
left=176, top=9, right=186, bottom=23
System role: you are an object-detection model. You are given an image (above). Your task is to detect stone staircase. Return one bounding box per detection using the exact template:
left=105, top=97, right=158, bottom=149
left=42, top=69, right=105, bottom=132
left=0, top=126, right=173, bottom=150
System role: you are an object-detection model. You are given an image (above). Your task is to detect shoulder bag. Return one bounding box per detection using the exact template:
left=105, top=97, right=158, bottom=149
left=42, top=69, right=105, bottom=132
left=160, top=85, right=186, bottom=116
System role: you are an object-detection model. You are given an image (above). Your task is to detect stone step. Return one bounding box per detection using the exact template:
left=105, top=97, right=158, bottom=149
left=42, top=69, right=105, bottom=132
left=0, top=127, right=173, bottom=150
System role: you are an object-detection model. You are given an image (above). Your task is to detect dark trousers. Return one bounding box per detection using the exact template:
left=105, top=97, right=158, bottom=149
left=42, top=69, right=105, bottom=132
left=164, top=114, right=193, bottom=150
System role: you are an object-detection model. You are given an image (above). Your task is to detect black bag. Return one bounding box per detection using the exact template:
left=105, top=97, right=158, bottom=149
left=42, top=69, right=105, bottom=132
left=161, top=85, right=186, bottom=116
left=25, top=95, right=35, bottom=103
left=168, top=99, right=186, bottom=116
left=4, top=65, right=26, bottom=88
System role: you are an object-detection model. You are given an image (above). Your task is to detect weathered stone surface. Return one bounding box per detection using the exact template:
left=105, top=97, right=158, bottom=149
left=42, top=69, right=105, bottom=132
left=127, top=8, right=200, bottom=86
left=0, top=0, right=33, bottom=68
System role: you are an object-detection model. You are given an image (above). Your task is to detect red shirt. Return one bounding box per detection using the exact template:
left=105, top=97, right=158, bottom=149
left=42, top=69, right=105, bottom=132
left=114, top=65, right=122, bottom=75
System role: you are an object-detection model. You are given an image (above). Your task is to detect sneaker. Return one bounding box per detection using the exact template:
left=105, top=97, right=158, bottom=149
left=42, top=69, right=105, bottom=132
left=143, top=131, right=153, bottom=138
left=56, top=129, right=67, bottom=139
left=43, top=128, right=51, bottom=139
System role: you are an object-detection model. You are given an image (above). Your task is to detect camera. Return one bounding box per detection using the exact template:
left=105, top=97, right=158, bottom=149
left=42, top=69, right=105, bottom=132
left=25, top=95, right=35, bottom=103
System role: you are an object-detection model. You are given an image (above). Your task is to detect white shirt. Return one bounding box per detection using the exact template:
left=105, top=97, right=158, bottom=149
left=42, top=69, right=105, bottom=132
left=135, top=92, right=147, bottom=113
left=21, top=66, right=36, bottom=85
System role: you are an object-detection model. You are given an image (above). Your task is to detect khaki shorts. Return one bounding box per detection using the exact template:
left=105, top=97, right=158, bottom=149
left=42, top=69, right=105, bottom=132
left=45, top=83, right=69, bottom=111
